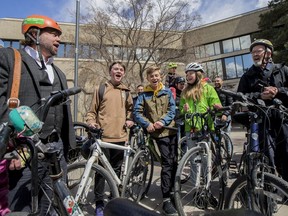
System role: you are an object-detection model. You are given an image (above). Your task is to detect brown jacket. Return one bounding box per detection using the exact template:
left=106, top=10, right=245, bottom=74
left=86, top=81, right=133, bottom=142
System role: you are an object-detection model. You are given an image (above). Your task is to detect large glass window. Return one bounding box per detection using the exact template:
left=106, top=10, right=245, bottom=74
left=216, top=59, right=223, bottom=77
left=205, top=44, right=214, bottom=56
left=233, top=38, right=241, bottom=51
left=235, top=56, right=244, bottom=77
left=214, top=42, right=221, bottom=55
left=224, top=57, right=236, bottom=79
left=223, top=39, right=233, bottom=53
left=202, top=59, right=223, bottom=80
left=242, top=53, right=253, bottom=72
left=57, top=44, right=65, bottom=58
left=240, top=35, right=251, bottom=49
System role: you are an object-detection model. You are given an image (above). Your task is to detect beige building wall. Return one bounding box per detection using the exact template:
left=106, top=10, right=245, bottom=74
left=0, top=7, right=269, bottom=121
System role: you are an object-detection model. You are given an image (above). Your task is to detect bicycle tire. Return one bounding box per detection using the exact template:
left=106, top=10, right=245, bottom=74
left=221, top=132, right=233, bottom=161
left=67, top=162, right=119, bottom=214
left=174, top=145, right=225, bottom=215
left=177, top=136, right=191, bottom=184
left=224, top=172, right=288, bottom=215
left=121, top=149, right=152, bottom=202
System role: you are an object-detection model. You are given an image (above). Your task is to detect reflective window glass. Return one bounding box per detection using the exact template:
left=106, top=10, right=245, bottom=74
left=214, top=42, right=221, bottom=55
left=242, top=53, right=253, bottom=73
left=66, top=44, right=75, bottom=58
left=223, top=39, right=233, bottom=53
left=216, top=59, right=223, bottom=77
left=206, top=61, right=217, bottom=77
left=224, top=57, right=236, bottom=79
left=57, top=44, right=65, bottom=58
left=240, top=35, right=251, bottom=49
left=235, top=55, right=244, bottom=77
left=205, top=44, right=214, bottom=56
left=233, top=38, right=241, bottom=51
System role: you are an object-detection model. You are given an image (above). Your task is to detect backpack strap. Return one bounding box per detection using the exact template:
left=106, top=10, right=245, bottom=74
left=7, top=48, right=21, bottom=109
left=98, top=84, right=106, bottom=104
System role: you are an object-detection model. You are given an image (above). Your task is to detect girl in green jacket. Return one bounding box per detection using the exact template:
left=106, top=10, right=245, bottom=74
left=179, top=62, right=221, bottom=188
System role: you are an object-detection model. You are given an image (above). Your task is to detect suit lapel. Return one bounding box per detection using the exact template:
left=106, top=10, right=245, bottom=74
left=19, top=50, right=42, bottom=97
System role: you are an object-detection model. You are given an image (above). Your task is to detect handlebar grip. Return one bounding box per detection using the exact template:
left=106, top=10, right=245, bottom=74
left=62, top=87, right=82, bottom=97
left=162, top=125, right=178, bottom=131
left=217, top=106, right=232, bottom=112
left=219, top=89, right=247, bottom=102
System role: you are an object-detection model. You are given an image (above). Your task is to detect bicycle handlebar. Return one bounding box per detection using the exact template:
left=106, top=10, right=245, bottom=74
left=41, top=87, right=81, bottom=122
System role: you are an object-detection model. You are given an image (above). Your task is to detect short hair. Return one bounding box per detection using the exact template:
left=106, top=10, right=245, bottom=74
left=146, top=66, right=160, bottom=76
left=109, top=61, right=126, bottom=72
left=137, top=84, right=144, bottom=88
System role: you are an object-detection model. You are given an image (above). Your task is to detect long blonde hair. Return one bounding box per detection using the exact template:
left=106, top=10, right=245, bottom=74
left=181, top=71, right=204, bottom=101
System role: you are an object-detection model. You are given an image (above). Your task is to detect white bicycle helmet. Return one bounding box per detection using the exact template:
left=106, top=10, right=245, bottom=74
left=185, top=62, right=204, bottom=73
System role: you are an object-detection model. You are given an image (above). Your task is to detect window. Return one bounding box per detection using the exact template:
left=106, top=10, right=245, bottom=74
left=57, top=44, right=65, bottom=58
left=202, top=59, right=223, bottom=80
left=224, top=57, right=236, bottom=79
left=233, top=38, right=241, bottom=51
left=242, top=53, right=253, bottom=73
left=214, top=42, right=221, bottom=55
left=235, top=56, right=244, bottom=77
left=205, top=44, right=214, bottom=56
left=240, top=35, right=251, bottom=49
left=223, top=39, right=233, bottom=53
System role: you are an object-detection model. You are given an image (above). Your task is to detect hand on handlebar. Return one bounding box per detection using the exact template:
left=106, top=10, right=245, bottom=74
left=125, top=120, right=134, bottom=129
left=88, top=122, right=101, bottom=129
left=153, top=121, right=164, bottom=130
left=146, top=123, right=155, bottom=133
left=261, top=86, right=278, bottom=100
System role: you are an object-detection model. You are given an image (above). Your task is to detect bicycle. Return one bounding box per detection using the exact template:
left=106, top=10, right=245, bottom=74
left=2, top=87, right=85, bottom=215
left=173, top=107, right=233, bottom=215
left=66, top=124, right=150, bottom=213
left=221, top=89, right=288, bottom=216
left=128, top=121, right=187, bottom=200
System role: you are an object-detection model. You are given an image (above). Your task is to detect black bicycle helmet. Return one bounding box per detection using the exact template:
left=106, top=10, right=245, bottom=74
left=175, top=76, right=185, bottom=84
left=250, top=39, right=274, bottom=52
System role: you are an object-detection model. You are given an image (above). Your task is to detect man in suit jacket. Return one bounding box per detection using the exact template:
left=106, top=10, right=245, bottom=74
left=0, top=15, right=76, bottom=215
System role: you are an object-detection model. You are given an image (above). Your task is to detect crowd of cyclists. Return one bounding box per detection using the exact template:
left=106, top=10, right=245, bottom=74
left=1, top=13, right=288, bottom=216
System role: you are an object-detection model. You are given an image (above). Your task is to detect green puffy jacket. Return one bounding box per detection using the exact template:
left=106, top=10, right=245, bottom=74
left=179, top=83, right=221, bottom=132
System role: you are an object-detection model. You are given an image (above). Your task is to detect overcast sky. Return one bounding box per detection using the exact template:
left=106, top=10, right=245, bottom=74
left=0, top=0, right=270, bottom=25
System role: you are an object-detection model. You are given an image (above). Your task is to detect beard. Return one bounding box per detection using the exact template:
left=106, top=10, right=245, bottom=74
left=253, top=60, right=262, bottom=67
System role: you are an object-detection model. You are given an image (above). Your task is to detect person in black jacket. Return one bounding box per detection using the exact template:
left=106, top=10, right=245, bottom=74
left=214, top=77, right=233, bottom=134
left=0, top=15, right=76, bottom=215
left=237, top=39, right=288, bottom=181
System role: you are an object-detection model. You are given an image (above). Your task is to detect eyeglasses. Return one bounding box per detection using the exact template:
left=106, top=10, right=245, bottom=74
left=251, top=49, right=265, bottom=55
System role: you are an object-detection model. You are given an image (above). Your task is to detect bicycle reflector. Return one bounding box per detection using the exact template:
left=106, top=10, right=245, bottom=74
left=9, top=106, right=43, bottom=136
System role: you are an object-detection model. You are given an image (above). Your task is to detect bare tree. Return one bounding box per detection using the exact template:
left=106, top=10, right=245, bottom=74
left=79, top=0, right=201, bottom=88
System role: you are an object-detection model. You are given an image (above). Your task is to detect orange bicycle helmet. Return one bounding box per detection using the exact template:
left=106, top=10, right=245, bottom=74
left=22, top=15, right=62, bottom=35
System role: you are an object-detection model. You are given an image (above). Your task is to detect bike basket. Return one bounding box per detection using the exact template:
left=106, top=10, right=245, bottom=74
left=9, top=106, right=43, bottom=136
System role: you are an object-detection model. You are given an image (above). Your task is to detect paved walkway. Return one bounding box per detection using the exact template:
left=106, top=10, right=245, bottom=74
left=139, top=127, right=247, bottom=214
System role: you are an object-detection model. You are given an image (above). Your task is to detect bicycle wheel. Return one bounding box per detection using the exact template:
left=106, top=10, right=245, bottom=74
left=224, top=172, right=288, bottom=216
left=174, top=145, right=225, bottom=215
left=221, top=132, right=233, bottom=161
left=67, top=122, right=90, bottom=163
left=67, top=162, right=119, bottom=215
left=121, top=149, right=152, bottom=202
left=177, top=136, right=191, bottom=184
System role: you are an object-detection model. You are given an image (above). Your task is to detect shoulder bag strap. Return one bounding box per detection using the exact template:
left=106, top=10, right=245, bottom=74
left=7, top=48, right=22, bottom=109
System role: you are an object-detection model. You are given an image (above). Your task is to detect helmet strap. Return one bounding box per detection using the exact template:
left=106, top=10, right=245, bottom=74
left=27, top=29, right=46, bottom=70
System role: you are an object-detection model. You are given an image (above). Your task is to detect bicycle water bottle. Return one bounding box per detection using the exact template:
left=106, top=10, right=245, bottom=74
left=250, top=123, right=260, bottom=152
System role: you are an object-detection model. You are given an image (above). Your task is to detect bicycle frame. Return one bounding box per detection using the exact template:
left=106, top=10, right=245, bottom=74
left=6, top=87, right=84, bottom=216
left=73, top=138, right=136, bottom=203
